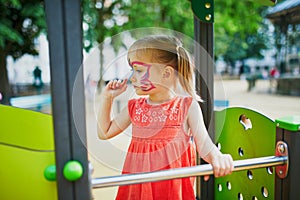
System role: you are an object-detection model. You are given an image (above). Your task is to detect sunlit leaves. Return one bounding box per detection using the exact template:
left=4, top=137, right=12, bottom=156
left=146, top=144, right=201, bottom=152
left=0, top=0, right=45, bottom=58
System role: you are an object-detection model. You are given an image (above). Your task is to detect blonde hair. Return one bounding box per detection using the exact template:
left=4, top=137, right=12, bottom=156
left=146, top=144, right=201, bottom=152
left=128, top=35, right=202, bottom=101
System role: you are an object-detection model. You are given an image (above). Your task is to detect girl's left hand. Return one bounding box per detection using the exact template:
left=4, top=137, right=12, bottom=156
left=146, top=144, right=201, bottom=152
left=211, top=153, right=234, bottom=178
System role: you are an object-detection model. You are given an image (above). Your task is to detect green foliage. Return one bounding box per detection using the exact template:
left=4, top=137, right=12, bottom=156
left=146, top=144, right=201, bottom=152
left=0, top=0, right=46, bottom=104
left=83, top=0, right=272, bottom=66
left=0, top=0, right=46, bottom=59
left=214, top=0, right=272, bottom=64
left=82, top=0, right=129, bottom=52
left=82, top=0, right=194, bottom=52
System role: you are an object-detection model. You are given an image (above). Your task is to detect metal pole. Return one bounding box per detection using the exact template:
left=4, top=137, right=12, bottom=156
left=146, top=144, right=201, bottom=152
left=193, top=9, right=215, bottom=200
left=92, top=156, right=287, bottom=189
left=44, top=0, right=91, bottom=199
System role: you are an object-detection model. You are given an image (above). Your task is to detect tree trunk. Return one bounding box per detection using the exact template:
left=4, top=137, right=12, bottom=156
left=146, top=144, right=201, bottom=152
left=97, top=43, right=104, bottom=93
left=96, top=5, right=105, bottom=93
left=0, top=51, right=11, bottom=105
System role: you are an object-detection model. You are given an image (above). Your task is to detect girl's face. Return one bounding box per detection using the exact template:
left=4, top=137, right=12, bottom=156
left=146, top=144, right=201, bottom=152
left=128, top=54, right=164, bottom=95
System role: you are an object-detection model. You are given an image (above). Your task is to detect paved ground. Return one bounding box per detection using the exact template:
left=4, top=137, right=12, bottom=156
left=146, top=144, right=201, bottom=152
left=89, top=79, right=300, bottom=199
left=217, top=79, right=300, bottom=119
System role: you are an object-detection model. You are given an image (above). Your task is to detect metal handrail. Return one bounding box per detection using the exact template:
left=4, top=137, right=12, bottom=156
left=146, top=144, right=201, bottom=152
left=92, top=156, right=288, bottom=188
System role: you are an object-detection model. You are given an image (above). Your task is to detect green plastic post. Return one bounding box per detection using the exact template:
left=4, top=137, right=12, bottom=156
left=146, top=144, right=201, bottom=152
left=275, top=116, right=300, bottom=132
left=63, top=160, right=83, bottom=181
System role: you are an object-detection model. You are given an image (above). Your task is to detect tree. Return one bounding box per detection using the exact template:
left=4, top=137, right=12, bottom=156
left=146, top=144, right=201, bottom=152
left=82, top=0, right=130, bottom=87
left=83, top=0, right=194, bottom=49
left=0, top=0, right=46, bottom=104
left=214, top=0, right=272, bottom=70
left=83, top=0, right=273, bottom=74
left=223, top=27, right=271, bottom=70
left=122, top=0, right=193, bottom=37
left=82, top=0, right=194, bottom=89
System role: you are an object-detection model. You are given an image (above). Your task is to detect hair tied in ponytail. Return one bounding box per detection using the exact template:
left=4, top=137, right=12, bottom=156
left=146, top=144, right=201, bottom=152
left=176, top=46, right=182, bottom=54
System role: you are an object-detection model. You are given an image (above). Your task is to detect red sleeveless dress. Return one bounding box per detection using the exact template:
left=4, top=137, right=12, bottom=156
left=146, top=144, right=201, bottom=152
left=115, top=96, right=196, bottom=200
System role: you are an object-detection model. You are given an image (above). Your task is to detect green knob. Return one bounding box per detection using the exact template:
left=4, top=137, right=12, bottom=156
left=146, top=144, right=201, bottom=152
left=63, top=160, right=83, bottom=181
left=44, top=164, right=56, bottom=181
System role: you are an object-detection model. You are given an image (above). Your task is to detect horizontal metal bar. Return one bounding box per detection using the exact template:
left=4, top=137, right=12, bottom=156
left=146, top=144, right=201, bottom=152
left=92, top=156, right=288, bottom=189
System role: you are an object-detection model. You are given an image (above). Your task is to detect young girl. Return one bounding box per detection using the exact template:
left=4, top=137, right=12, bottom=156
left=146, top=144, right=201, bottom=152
left=97, top=35, right=233, bottom=200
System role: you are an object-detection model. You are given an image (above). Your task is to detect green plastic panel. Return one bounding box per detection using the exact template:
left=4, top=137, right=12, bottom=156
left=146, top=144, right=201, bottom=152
left=0, top=105, right=57, bottom=200
left=214, top=107, right=276, bottom=199
left=0, top=105, right=54, bottom=150
left=275, top=116, right=300, bottom=132
left=0, top=145, right=57, bottom=200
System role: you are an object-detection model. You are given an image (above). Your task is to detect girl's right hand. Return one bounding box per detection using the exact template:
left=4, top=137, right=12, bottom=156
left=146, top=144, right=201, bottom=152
left=102, top=79, right=128, bottom=99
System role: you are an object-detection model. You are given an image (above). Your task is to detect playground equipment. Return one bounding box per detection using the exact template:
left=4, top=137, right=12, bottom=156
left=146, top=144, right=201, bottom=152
left=90, top=107, right=296, bottom=200
left=1, top=104, right=299, bottom=200
left=92, top=155, right=287, bottom=188
left=0, top=105, right=57, bottom=200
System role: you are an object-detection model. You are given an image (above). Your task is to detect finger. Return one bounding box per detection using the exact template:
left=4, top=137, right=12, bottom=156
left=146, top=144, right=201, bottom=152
left=204, top=175, right=210, bottom=181
left=111, top=80, right=119, bottom=89
left=117, top=79, right=124, bottom=88
left=106, top=80, right=114, bottom=89
left=120, top=79, right=128, bottom=87
left=121, top=79, right=128, bottom=90
left=115, top=80, right=121, bottom=88
left=222, top=159, right=229, bottom=176
left=213, top=164, right=221, bottom=177
left=217, top=155, right=233, bottom=177
left=119, top=83, right=128, bottom=93
left=214, top=161, right=226, bottom=177
left=216, top=165, right=225, bottom=177
left=116, top=79, right=127, bottom=88
left=220, top=154, right=232, bottom=176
